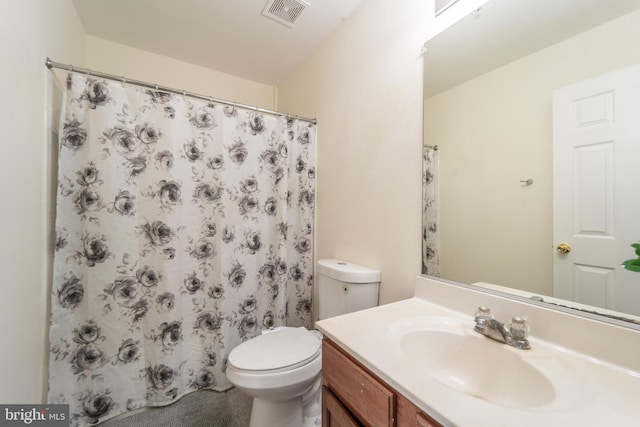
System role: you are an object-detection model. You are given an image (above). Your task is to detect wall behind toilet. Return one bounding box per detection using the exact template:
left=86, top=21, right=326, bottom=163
left=83, top=36, right=275, bottom=110
left=278, top=0, right=486, bottom=310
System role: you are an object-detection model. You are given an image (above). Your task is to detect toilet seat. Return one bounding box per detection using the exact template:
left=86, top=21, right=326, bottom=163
left=228, top=327, right=321, bottom=373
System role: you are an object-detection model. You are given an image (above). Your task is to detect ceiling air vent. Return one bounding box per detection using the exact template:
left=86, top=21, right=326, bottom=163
left=263, top=0, right=310, bottom=28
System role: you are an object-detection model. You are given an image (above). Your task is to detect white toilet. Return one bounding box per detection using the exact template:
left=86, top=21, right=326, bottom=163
left=226, top=259, right=380, bottom=427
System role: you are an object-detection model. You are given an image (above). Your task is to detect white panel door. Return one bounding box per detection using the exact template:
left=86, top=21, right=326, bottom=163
left=553, top=65, right=640, bottom=315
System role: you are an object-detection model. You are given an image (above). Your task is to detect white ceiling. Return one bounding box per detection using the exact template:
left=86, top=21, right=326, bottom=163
left=72, top=0, right=365, bottom=85
left=424, top=0, right=640, bottom=97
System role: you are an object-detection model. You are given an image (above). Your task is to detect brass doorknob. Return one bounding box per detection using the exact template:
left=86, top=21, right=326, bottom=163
left=556, top=243, right=571, bottom=254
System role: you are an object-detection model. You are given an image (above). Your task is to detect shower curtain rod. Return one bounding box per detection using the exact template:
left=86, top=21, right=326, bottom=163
left=45, top=57, right=317, bottom=125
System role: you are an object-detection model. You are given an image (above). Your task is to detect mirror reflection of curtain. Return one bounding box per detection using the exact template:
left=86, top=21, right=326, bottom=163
left=48, top=73, right=316, bottom=425
left=422, top=145, right=440, bottom=276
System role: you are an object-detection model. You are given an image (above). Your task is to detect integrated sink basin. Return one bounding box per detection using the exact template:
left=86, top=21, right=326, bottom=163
left=399, top=318, right=556, bottom=409
left=318, top=278, right=640, bottom=426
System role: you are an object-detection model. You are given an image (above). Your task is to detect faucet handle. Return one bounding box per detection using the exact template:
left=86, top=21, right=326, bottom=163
left=473, top=306, right=493, bottom=333
left=474, top=306, right=493, bottom=319
left=509, top=316, right=530, bottom=340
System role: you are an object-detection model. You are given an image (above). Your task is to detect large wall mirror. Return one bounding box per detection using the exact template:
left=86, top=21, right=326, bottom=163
left=422, top=0, right=640, bottom=325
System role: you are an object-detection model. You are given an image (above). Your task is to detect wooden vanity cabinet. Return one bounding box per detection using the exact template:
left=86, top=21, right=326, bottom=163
left=322, top=386, right=360, bottom=427
left=396, top=393, right=442, bottom=427
left=322, top=337, right=394, bottom=426
left=322, top=338, right=444, bottom=427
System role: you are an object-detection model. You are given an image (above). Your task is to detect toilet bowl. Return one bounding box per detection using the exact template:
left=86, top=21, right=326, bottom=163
left=226, top=327, right=322, bottom=427
left=226, top=259, right=380, bottom=427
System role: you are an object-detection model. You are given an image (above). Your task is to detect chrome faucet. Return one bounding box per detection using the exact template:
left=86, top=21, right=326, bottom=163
left=473, top=307, right=531, bottom=350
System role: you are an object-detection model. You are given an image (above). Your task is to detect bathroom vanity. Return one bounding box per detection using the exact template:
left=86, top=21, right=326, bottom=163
left=322, top=337, right=441, bottom=426
left=315, top=276, right=640, bottom=426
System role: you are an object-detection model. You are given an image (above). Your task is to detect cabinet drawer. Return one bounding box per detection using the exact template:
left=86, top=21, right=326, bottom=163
left=322, top=339, right=395, bottom=427
left=323, top=386, right=360, bottom=427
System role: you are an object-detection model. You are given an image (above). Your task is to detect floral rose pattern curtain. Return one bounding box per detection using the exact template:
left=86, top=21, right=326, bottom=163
left=48, top=73, right=315, bottom=425
left=422, top=146, right=439, bottom=276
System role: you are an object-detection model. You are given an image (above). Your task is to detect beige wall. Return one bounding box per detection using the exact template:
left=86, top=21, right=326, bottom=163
left=425, top=9, right=640, bottom=295
left=0, top=0, right=86, bottom=403
left=85, top=36, right=275, bottom=110
left=278, top=0, right=430, bottom=307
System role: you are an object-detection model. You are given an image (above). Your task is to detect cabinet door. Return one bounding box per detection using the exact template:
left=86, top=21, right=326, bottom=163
left=323, top=386, right=361, bottom=427
left=322, top=339, right=395, bottom=426
left=396, top=392, right=443, bottom=427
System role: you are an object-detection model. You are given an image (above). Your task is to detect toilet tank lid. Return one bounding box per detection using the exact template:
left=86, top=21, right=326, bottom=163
left=317, top=259, right=380, bottom=283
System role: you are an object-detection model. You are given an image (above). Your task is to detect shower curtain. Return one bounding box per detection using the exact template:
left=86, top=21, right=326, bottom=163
left=48, top=73, right=316, bottom=425
left=422, top=146, right=439, bottom=276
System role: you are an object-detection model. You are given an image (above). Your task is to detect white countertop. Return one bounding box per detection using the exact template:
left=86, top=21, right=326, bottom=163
left=315, top=276, right=640, bottom=427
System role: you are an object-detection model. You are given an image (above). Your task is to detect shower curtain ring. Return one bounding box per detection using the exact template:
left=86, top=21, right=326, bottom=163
left=155, top=84, right=159, bottom=90
left=121, top=76, right=126, bottom=84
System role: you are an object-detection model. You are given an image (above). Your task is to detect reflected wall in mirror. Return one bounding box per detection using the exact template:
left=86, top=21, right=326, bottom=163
left=422, top=0, right=640, bottom=322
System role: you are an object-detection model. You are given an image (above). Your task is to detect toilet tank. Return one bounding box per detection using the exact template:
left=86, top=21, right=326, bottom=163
left=317, top=259, right=380, bottom=320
